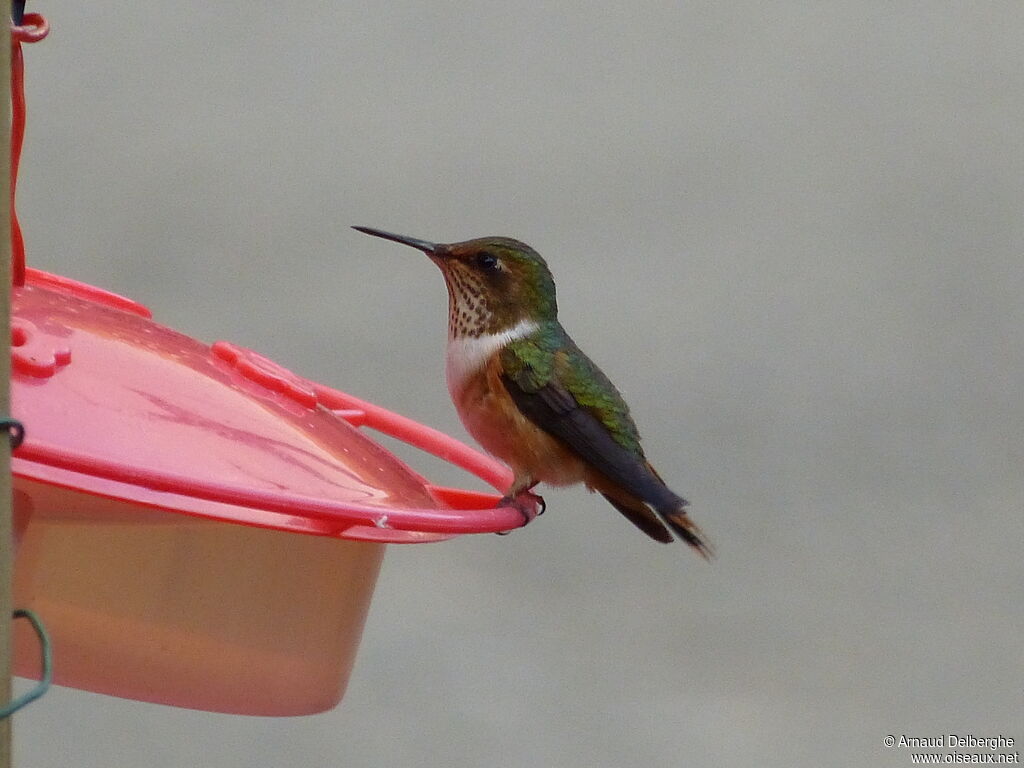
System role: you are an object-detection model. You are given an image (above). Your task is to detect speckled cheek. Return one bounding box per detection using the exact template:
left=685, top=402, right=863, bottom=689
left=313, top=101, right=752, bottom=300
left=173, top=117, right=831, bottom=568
left=444, top=265, right=489, bottom=338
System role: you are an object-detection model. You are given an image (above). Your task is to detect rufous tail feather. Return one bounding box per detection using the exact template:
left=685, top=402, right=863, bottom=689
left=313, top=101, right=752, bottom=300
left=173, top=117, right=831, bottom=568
left=660, top=505, right=714, bottom=560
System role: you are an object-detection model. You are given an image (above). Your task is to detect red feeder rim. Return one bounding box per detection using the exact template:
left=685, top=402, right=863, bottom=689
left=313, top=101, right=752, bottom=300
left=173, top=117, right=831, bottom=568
left=12, top=270, right=540, bottom=543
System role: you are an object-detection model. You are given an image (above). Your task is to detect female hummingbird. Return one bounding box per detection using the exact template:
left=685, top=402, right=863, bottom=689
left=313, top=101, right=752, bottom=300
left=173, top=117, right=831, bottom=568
left=354, top=226, right=711, bottom=558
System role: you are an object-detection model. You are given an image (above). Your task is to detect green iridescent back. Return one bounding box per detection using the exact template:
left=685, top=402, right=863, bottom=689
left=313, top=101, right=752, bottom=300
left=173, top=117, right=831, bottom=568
left=500, top=323, right=645, bottom=456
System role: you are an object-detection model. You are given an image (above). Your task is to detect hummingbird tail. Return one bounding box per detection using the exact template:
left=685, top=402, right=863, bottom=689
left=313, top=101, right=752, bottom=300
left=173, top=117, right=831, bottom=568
left=599, top=492, right=674, bottom=543
left=659, top=505, right=714, bottom=560
left=599, top=487, right=713, bottom=558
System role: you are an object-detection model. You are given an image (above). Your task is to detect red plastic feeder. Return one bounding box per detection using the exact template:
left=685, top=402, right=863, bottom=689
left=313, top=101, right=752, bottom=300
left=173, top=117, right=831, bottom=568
left=11, top=270, right=542, bottom=716
left=7, top=14, right=537, bottom=716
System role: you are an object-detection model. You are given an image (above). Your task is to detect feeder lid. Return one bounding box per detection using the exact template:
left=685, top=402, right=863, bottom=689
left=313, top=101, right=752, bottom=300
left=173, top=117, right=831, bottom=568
left=11, top=269, right=537, bottom=543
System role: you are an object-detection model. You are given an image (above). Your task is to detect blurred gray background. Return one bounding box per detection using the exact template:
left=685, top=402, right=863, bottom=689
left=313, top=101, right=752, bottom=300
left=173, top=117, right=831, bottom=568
left=12, top=2, right=1023, bottom=766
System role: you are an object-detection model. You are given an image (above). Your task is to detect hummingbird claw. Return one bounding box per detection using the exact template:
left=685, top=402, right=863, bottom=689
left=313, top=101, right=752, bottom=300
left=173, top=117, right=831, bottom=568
left=529, top=491, right=546, bottom=516
left=495, top=491, right=544, bottom=532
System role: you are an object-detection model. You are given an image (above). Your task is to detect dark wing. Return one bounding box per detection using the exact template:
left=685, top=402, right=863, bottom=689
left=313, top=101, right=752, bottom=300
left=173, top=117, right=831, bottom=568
left=501, top=339, right=710, bottom=554
left=499, top=339, right=684, bottom=514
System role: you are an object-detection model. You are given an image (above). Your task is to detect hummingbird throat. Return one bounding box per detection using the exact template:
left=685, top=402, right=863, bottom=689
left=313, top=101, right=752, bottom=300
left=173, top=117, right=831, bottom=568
left=441, top=262, right=525, bottom=339
left=444, top=316, right=539, bottom=397
left=435, top=255, right=546, bottom=394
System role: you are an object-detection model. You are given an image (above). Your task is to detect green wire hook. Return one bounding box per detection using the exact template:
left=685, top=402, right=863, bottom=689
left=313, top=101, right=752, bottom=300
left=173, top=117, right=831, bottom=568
left=0, top=609, right=52, bottom=718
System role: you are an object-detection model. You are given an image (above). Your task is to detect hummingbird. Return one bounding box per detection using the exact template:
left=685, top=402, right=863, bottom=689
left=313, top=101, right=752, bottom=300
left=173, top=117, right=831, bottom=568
left=353, top=226, right=711, bottom=557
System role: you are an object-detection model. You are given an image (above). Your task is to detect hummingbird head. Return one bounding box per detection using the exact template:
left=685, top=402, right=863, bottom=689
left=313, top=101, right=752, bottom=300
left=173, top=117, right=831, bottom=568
left=354, top=227, right=557, bottom=338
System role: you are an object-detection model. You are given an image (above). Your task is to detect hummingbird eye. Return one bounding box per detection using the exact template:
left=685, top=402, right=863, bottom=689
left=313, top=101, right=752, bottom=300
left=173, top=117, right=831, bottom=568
left=474, top=253, right=501, bottom=273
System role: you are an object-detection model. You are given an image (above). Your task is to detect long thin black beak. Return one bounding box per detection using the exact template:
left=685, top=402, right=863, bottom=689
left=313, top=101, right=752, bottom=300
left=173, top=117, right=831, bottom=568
left=352, top=226, right=438, bottom=255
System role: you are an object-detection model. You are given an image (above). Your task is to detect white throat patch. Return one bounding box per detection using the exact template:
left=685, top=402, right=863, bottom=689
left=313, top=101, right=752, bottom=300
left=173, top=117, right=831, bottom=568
left=445, top=318, right=539, bottom=397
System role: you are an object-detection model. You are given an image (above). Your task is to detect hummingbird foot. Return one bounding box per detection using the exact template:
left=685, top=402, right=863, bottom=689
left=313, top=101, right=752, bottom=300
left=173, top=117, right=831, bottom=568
left=495, top=490, right=545, bottom=529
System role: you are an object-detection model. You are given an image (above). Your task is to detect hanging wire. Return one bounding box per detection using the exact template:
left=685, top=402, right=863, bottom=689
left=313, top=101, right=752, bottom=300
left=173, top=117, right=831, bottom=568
left=0, top=421, right=47, bottom=717
left=4, top=6, right=51, bottom=718
left=10, top=7, right=49, bottom=286
left=0, top=610, right=51, bottom=718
